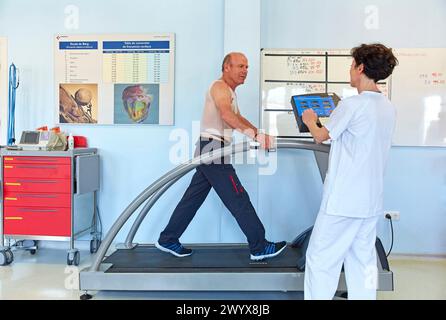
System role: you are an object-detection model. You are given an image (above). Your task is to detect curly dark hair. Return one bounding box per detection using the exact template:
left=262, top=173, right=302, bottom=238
left=351, top=43, right=398, bottom=82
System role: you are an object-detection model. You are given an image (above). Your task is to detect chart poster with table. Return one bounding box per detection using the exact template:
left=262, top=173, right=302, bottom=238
left=261, top=49, right=390, bottom=137
left=54, top=34, right=174, bottom=125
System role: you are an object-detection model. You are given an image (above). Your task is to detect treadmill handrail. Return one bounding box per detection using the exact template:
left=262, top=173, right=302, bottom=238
left=276, top=139, right=330, bottom=153
left=89, top=139, right=330, bottom=272
left=124, top=173, right=186, bottom=247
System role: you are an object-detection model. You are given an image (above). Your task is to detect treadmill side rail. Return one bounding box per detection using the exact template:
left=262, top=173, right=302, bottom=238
left=79, top=269, right=393, bottom=292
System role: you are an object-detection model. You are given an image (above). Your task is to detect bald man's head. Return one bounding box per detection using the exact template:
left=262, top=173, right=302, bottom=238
left=221, top=52, right=246, bottom=72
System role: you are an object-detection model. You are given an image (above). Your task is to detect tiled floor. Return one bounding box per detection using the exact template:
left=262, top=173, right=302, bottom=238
left=377, top=255, right=446, bottom=300
left=1, top=248, right=445, bottom=300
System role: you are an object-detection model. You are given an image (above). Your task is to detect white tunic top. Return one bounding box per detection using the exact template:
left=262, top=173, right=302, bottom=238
left=320, top=91, right=396, bottom=218
left=200, top=80, right=239, bottom=143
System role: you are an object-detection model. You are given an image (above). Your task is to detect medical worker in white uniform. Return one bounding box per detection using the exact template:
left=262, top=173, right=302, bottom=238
left=302, top=43, right=399, bottom=300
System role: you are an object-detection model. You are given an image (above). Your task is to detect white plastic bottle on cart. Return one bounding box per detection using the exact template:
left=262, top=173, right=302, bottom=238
left=68, top=133, right=74, bottom=150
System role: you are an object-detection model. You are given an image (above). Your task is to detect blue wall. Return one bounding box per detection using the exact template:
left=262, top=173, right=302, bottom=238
left=0, top=0, right=445, bottom=254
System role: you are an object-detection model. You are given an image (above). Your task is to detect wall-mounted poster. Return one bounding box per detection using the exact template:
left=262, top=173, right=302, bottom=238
left=54, top=33, right=174, bottom=125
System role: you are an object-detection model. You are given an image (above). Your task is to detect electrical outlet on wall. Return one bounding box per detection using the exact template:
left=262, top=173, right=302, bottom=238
left=384, top=211, right=400, bottom=221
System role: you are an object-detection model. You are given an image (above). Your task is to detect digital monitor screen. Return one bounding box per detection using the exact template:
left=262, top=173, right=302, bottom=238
left=290, top=93, right=340, bottom=133
left=291, top=95, right=336, bottom=117
left=20, top=131, right=40, bottom=144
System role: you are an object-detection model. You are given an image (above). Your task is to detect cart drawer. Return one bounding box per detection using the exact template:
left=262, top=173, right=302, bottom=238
left=3, top=191, right=71, bottom=207
left=3, top=207, right=71, bottom=237
left=3, top=163, right=71, bottom=179
left=3, top=178, right=71, bottom=193
left=3, top=156, right=70, bottom=165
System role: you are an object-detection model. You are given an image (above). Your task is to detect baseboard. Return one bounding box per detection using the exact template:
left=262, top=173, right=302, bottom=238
left=389, top=253, right=446, bottom=261
left=36, top=240, right=91, bottom=251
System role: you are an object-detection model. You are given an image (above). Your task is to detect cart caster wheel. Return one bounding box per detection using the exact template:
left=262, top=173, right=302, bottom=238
left=0, top=251, right=7, bottom=266
left=67, top=251, right=80, bottom=266
left=5, top=249, right=13, bottom=264
left=74, top=251, right=80, bottom=266
left=90, top=239, right=101, bottom=254
left=80, top=293, right=93, bottom=300
left=0, top=250, right=13, bottom=266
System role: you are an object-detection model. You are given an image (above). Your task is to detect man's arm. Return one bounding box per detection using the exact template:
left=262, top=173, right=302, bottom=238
left=211, top=81, right=274, bottom=148
left=302, top=109, right=330, bottom=144
left=238, top=115, right=257, bottom=134
left=211, top=81, right=256, bottom=136
left=238, top=115, right=276, bottom=149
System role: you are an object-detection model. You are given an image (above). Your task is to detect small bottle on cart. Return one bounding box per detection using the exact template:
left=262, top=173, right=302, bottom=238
left=68, top=133, right=74, bottom=150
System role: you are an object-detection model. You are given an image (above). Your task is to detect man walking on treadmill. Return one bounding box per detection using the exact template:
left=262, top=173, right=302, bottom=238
left=156, top=52, right=286, bottom=260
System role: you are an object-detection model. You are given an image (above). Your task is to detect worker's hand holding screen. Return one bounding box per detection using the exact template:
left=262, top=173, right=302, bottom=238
left=302, top=109, right=318, bottom=126
left=302, top=109, right=330, bottom=144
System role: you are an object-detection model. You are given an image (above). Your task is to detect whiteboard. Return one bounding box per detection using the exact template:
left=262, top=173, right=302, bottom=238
left=260, top=49, right=390, bottom=137
left=391, top=49, right=446, bottom=146
left=0, top=37, right=7, bottom=145
left=54, top=34, right=175, bottom=125
left=261, top=48, right=446, bottom=146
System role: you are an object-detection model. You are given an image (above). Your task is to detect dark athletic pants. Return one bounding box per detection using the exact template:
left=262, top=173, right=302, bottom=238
left=158, top=138, right=267, bottom=254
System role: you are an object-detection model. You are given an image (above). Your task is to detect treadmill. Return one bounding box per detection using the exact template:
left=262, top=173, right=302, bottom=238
left=79, top=139, right=393, bottom=299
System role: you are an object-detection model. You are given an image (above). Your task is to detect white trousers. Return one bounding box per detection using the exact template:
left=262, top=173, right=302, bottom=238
left=304, top=211, right=380, bottom=300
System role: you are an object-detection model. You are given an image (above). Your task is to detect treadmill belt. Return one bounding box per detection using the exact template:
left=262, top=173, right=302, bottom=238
left=104, top=245, right=303, bottom=273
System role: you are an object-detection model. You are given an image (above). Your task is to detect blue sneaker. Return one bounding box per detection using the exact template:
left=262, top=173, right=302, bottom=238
left=155, top=241, right=193, bottom=257
left=250, top=241, right=287, bottom=261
